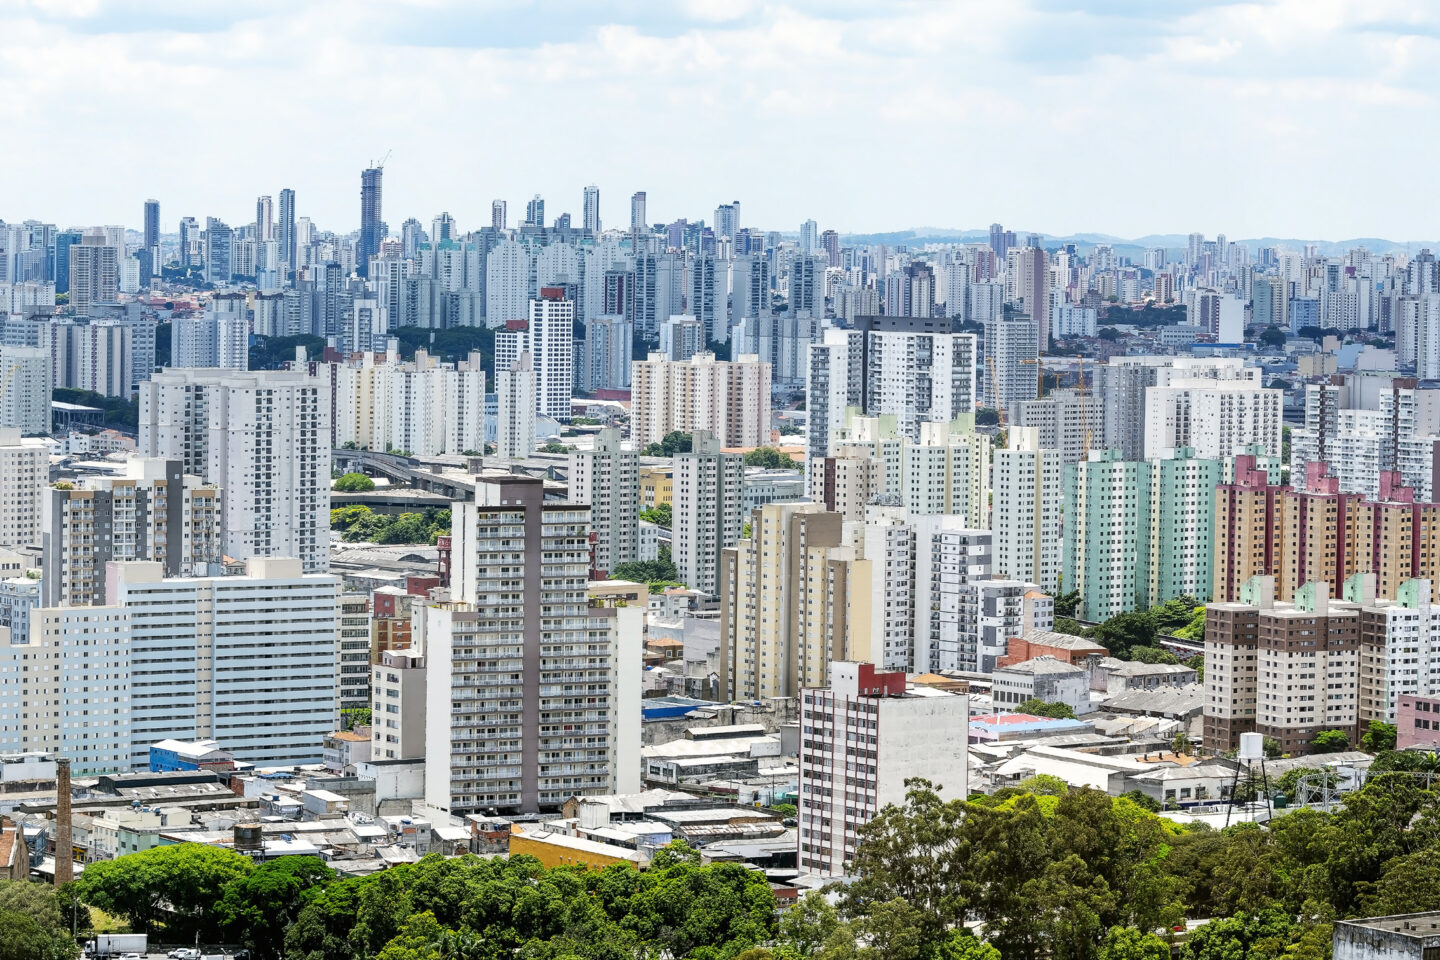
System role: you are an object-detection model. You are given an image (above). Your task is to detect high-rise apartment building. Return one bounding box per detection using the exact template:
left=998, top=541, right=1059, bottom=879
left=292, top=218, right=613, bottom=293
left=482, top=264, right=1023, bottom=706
left=806, top=317, right=978, bottom=468
left=0, top=345, right=51, bottom=434
left=1144, top=379, right=1282, bottom=461
left=630, top=351, right=771, bottom=449
left=721, top=502, right=852, bottom=700
left=278, top=188, right=296, bottom=272
left=0, top=557, right=340, bottom=772
left=674, top=431, right=745, bottom=597
left=577, top=314, right=632, bottom=392
left=1063, top=447, right=1221, bottom=620
left=359, top=165, right=383, bottom=278
left=992, top=427, right=1062, bottom=592
left=582, top=185, right=600, bottom=233
left=143, top=199, right=160, bottom=277
left=69, top=234, right=119, bottom=316
left=630, top=192, right=647, bottom=236
left=798, top=662, right=969, bottom=877
left=0, top=429, right=47, bottom=550
left=495, top=351, right=537, bottom=460
left=255, top=195, right=274, bottom=241
left=984, top=313, right=1039, bottom=415
left=203, top=217, right=232, bottom=285
left=41, top=458, right=222, bottom=607
left=492, top=199, right=507, bottom=231
left=1203, top=577, right=1359, bottom=756
left=1017, top=388, right=1101, bottom=467
left=1213, top=458, right=1440, bottom=604
left=333, top=346, right=487, bottom=457
left=568, top=428, right=639, bottom=578
left=423, top=476, right=641, bottom=815
left=809, top=415, right=990, bottom=530
left=138, top=368, right=330, bottom=572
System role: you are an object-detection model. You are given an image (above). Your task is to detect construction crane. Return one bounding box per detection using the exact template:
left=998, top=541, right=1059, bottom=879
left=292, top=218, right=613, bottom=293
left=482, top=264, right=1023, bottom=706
left=370, top=149, right=392, bottom=171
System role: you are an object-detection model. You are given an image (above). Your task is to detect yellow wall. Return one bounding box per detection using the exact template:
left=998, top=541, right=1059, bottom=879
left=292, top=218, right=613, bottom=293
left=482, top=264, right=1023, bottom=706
left=508, top=832, right=639, bottom=871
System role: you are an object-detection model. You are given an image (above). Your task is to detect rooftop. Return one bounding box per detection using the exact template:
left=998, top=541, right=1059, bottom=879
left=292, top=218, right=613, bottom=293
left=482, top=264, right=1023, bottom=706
left=997, top=655, right=1087, bottom=676
left=1339, top=912, right=1440, bottom=938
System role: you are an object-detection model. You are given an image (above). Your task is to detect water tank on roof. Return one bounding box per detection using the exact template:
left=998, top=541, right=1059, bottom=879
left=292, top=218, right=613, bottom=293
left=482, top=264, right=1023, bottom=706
left=234, top=822, right=263, bottom=854
left=1238, top=731, right=1264, bottom=761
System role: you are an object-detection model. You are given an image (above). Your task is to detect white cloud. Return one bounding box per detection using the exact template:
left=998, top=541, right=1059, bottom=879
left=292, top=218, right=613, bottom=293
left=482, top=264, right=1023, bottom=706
left=0, top=0, right=1438, bottom=240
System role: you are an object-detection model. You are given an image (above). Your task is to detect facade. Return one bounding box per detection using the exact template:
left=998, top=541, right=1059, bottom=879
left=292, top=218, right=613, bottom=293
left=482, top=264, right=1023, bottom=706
left=0, top=429, right=47, bottom=549
left=806, top=318, right=979, bottom=467
left=334, top=346, right=487, bottom=457
left=721, top=503, right=851, bottom=700
left=1144, top=379, right=1282, bottom=461
left=495, top=351, right=538, bottom=459
left=798, top=662, right=969, bottom=877
left=991, top=656, right=1090, bottom=716
left=423, top=476, right=642, bottom=815
left=0, top=558, right=340, bottom=772
left=1063, top=447, right=1220, bottom=620
left=0, top=345, right=51, bottom=434
left=1212, top=459, right=1440, bottom=604
left=957, top=580, right=1053, bottom=673
left=338, top=594, right=372, bottom=713
left=1203, top=576, right=1361, bottom=755
left=138, top=368, right=331, bottom=573
left=630, top=351, right=771, bottom=449
left=568, top=428, right=640, bottom=578
left=371, top=648, right=427, bottom=761
left=1017, top=389, right=1101, bottom=467
left=985, top=313, right=1039, bottom=415
left=991, top=427, right=1062, bottom=592
left=41, top=458, right=223, bottom=607
left=674, top=431, right=745, bottom=596
left=810, top=415, right=990, bottom=530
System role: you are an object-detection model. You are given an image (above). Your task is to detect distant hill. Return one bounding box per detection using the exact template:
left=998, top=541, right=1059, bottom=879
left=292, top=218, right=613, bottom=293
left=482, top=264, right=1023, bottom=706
left=833, top=228, right=1440, bottom=257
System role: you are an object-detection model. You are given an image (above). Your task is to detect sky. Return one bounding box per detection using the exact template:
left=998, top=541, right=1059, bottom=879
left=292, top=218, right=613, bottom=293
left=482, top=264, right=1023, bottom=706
left=1, top=0, right=1437, bottom=241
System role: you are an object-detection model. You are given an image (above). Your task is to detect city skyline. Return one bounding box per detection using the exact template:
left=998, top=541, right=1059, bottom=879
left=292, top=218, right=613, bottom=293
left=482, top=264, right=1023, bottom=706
left=2, top=1, right=1438, bottom=237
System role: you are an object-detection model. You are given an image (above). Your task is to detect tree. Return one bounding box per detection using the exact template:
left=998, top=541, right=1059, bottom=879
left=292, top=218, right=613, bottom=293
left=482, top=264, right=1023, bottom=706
left=0, top=910, right=73, bottom=960
left=1017, top=774, right=1070, bottom=796
left=642, top=431, right=692, bottom=457
left=218, top=856, right=335, bottom=960
left=1099, top=926, right=1169, bottom=960
left=975, top=408, right=1000, bottom=427
left=935, top=930, right=1001, bottom=960
left=333, top=472, right=376, bottom=492
left=74, top=842, right=254, bottom=939
left=540, top=442, right=571, bottom=454
left=839, top=780, right=971, bottom=944
left=1185, top=654, right=1204, bottom=681
left=1258, top=326, right=1287, bottom=348
left=1052, top=591, right=1081, bottom=618
left=611, top=550, right=679, bottom=586
left=1017, top=698, right=1077, bottom=720
left=1088, top=611, right=1157, bottom=660
left=778, top=892, right=841, bottom=957
left=639, top=502, right=672, bottom=528
left=1127, top=646, right=1179, bottom=665
left=1361, top=720, right=1397, bottom=753
left=1118, top=790, right=1160, bottom=813
left=1312, top=730, right=1351, bottom=753
left=743, top=447, right=800, bottom=470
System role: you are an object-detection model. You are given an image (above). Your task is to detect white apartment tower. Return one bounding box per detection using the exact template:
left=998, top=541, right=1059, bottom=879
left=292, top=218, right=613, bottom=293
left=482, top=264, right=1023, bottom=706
left=138, top=368, right=331, bottom=573
left=495, top=351, right=537, bottom=459
left=568, top=428, right=640, bottom=577
left=991, top=427, right=1063, bottom=592
left=675, top=431, right=746, bottom=597
left=0, top=429, right=48, bottom=550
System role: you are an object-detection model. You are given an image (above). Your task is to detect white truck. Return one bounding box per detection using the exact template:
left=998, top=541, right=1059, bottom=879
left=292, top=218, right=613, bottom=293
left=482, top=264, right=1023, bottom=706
left=86, top=933, right=149, bottom=957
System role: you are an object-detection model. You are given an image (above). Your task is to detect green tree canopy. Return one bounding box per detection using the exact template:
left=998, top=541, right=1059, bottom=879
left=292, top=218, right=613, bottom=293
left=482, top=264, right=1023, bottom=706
left=1312, top=730, right=1351, bottom=753
left=743, top=447, right=800, bottom=470
left=642, top=431, right=693, bottom=457
left=75, top=842, right=254, bottom=939
left=333, top=472, right=376, bottom=492
left=1018, top=698, right=1077, bottom=720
